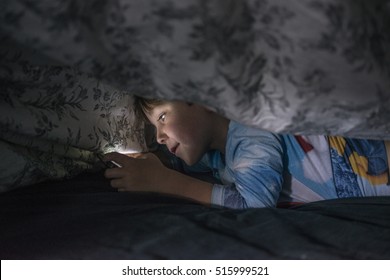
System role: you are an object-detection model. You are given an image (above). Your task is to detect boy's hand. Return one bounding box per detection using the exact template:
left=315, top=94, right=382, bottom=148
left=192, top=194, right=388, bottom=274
left=103, top=152, right=212, bottom=204
left=103, top=152, right=169, bottom=192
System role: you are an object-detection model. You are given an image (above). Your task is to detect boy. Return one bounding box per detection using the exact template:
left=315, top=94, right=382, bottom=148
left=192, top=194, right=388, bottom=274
left=103, top=98, right=390, bottom=209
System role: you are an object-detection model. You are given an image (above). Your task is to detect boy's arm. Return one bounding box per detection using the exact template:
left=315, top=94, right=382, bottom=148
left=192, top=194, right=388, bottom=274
left=213, top=129, right=285, bottom=208
left=162, top=168, right=213, bottom=204
left=103, top=152, right=213, bottom=204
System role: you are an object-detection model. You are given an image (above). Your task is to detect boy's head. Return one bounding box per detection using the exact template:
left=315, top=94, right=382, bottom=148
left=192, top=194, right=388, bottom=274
left=133, top=96, right=165, bottom=125
left=133, top=96, right=228, bottom=165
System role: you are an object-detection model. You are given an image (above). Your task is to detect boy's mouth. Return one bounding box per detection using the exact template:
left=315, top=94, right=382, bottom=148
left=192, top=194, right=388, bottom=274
left=170, top=144, right=179, bottom=155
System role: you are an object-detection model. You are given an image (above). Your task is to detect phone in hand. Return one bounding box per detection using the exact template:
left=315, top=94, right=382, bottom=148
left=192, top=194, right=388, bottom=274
left=96, top=153, right=122, bottom=168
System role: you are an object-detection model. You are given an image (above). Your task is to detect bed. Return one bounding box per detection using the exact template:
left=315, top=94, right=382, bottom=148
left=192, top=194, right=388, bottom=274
left=1, top=172, right=390, bottom=259
left=1, top=0, right=390, bottom=259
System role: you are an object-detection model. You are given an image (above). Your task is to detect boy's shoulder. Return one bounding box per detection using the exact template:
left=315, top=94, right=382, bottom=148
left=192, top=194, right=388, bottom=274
left=227, top=121, right=282, bottom=145
left=225, top=121, right=284, bottom=162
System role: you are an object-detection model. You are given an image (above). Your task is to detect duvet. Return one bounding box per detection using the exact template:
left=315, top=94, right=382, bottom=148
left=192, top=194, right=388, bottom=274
left=1, top=0, right=389, bottom=191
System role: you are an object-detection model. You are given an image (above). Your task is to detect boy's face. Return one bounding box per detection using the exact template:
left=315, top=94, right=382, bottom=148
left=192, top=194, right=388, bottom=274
left=145, top=101, right=218, bottom=165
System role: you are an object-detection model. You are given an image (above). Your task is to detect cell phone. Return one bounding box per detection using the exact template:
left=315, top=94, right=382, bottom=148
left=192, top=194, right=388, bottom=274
left=96, top=153, right=122, bottom=168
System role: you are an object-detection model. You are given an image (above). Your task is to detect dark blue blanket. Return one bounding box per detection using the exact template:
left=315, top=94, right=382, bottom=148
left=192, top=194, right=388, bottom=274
left=1, top=172, right=389, bottom=259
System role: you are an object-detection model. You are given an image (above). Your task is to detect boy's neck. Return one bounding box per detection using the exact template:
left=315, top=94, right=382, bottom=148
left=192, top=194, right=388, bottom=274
left=210, top=115, right=230, bottom=154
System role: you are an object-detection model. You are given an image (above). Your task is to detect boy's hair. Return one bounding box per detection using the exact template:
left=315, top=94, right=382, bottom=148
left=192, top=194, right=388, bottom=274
left=133, top=96, right=194, bottom=124
left=133, top=96, right=165, bottom=124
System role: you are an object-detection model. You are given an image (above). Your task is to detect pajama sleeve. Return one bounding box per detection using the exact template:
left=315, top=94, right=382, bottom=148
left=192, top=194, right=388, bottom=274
left=211, top=128, right=285, bottom=209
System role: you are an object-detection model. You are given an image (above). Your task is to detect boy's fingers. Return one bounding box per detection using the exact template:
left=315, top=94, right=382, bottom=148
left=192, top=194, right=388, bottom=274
left=103, top=152, right=124, bottom=162
left=103, top=152, right=135, bottom=167
left=103, top=152, right=152, bottom=169
left=110, top=179, right=123, bottom=189
left=104, top=168, right=124, bottom=179
left=104, top=152, right=146, bottom=162
left=126, top=152, right=148, bottom=159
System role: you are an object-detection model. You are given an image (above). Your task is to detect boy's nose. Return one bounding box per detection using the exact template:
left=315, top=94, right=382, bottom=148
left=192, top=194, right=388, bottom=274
left=156, top=129, right=167, bottom=144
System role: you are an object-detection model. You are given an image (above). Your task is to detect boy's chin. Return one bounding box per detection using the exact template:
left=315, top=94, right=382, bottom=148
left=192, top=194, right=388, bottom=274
left=182, top=158, right=195, bottom=166
left=181, top=155, right=200, bottom=166
left=178, top=149, right=204, bottom=166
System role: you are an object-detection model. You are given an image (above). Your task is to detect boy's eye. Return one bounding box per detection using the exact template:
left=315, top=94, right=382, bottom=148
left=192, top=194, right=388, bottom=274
left=158, top=113, right=166, bottom=122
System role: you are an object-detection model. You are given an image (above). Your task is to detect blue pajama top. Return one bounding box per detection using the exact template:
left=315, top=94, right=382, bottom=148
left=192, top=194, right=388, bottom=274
left=175, top=121, right=390, bottom=209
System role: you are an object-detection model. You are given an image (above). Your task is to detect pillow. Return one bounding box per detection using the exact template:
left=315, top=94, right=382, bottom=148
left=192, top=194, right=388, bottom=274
left=0, top=50, right=147, bottom=192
